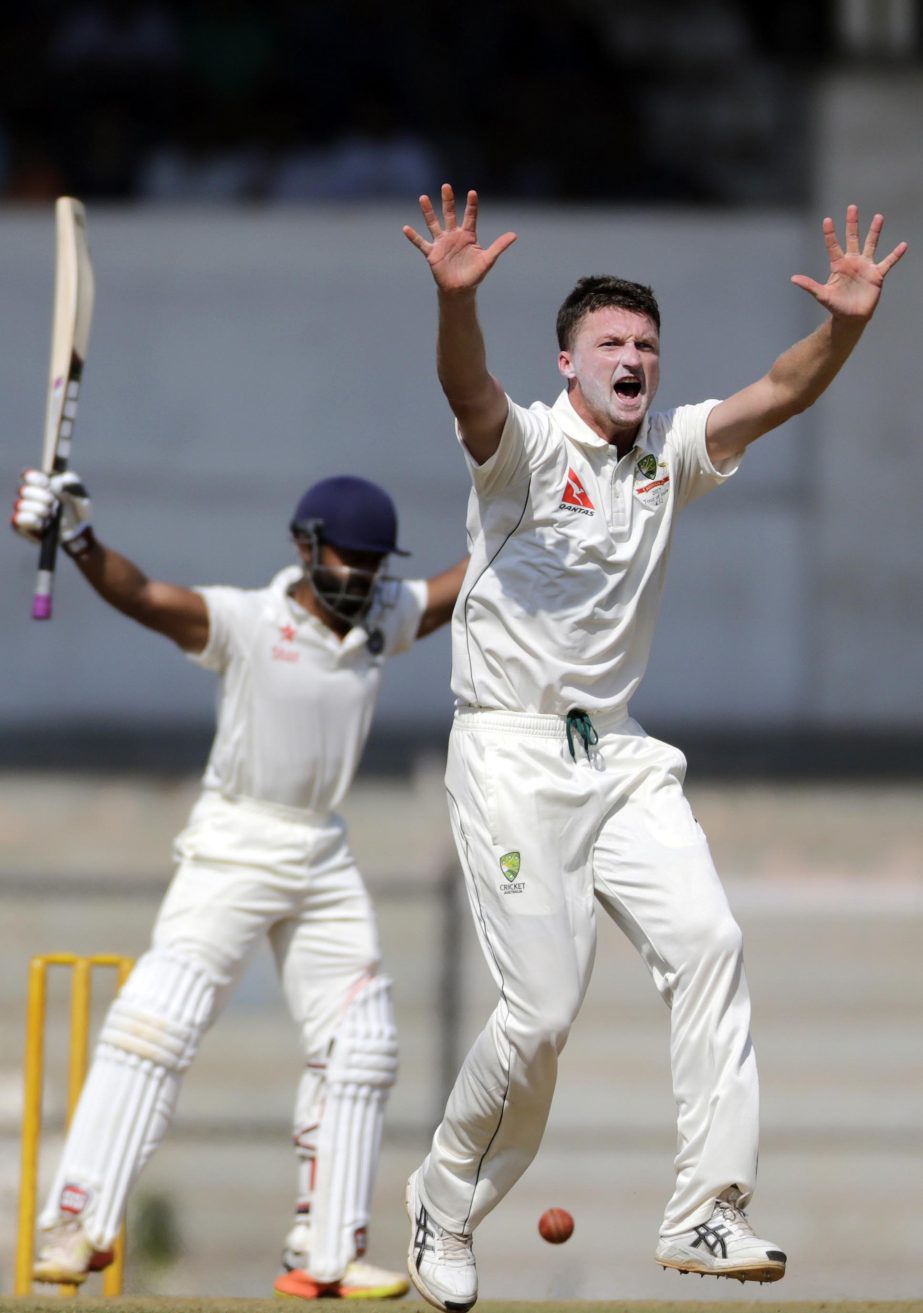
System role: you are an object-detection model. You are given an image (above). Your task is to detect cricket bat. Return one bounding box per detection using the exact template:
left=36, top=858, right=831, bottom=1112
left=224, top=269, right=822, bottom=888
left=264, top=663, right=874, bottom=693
left=32, top=197, right=95, bottom=620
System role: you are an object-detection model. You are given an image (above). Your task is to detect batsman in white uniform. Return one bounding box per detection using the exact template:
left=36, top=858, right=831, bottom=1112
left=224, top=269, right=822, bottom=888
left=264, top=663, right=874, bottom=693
left=401, top=188, right=906, bottom=1311
left=11, top=469, right=467, bottom=1301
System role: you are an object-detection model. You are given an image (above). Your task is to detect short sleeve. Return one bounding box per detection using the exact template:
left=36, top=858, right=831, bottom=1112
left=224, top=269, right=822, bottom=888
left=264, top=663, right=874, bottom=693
left=185, top=585, right=252, bottom=672
left=665, top=399, right=742, bottom=509
left=456, top=396, right=555, bottom=496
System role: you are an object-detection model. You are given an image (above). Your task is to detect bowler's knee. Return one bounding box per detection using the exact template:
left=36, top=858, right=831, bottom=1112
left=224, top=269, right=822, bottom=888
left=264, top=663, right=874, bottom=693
left=511, top=998, right=578, bottom=1063
left=679, top=908, right=744, bottom=975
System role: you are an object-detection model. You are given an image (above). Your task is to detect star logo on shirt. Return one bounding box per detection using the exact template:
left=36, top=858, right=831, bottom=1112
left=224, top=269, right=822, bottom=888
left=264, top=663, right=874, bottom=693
left=279, top=624, right=296, bottom=642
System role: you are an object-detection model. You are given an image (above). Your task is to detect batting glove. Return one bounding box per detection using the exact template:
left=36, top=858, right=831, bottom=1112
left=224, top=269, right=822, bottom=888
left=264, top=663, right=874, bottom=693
left=11, top=469, right=95, bottom=557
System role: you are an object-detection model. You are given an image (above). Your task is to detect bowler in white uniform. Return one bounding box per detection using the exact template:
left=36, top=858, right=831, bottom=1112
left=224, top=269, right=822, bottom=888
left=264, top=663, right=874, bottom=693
left=401, top=187, right=906, bottom=1311
left=12, top=469, right=467, bottom=1301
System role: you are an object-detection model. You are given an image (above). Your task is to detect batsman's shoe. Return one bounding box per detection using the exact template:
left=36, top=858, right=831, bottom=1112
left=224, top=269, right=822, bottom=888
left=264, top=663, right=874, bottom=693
left=33, top=1219, right=114, bottom=1284
left=405, top=1169, right=477, bottom=1312
left=274, top=1259, right=410, bottom=1300
left=655, top=1193, right=786, bottom=1283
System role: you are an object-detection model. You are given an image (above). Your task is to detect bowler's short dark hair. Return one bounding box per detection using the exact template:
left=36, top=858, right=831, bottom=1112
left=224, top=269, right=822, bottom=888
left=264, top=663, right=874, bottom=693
left=556, top=276, right=661, bottom=351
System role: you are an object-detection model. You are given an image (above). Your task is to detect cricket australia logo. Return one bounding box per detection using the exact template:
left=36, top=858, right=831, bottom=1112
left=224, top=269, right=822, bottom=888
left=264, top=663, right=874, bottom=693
left=499, top=851, right=520, bottom=880
left=559, top=467, right=595, bottom=515
left=637, top=454, right=657, bottom=479
left=499, top=851, right=525, bottom=895
left=634, top=452, right=670, bottom=509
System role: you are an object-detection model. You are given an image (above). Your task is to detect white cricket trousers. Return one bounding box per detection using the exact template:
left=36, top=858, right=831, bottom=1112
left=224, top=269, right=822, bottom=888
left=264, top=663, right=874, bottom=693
left=155, top=790, right=383, bottom=1048
left=40, top=789, right=385, bottom=1251
left=420, top=706, right=759, bottom=1239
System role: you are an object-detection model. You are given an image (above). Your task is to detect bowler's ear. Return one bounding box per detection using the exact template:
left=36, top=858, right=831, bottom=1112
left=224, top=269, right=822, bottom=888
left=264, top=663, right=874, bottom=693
left=558, top=350, right=576, bottom=381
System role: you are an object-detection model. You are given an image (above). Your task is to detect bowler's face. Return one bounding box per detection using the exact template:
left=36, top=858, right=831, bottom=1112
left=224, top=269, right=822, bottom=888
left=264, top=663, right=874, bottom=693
left=558, top=306, right=660, bottom=444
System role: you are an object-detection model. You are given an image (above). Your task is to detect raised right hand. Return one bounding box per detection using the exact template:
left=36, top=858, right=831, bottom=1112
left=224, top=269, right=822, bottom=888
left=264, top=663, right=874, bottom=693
left=403, top=184, right=517, bottom=293
left=11, top=469, right=94, bottom=555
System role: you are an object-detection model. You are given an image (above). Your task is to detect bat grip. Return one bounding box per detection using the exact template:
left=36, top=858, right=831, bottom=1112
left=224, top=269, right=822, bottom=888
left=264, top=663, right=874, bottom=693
left=31, top=506, right=62, bottom=620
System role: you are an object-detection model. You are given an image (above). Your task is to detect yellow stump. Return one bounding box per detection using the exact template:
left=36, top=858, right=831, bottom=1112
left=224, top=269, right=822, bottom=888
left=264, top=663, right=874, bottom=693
left=15, top=953, right=135, bottom=1297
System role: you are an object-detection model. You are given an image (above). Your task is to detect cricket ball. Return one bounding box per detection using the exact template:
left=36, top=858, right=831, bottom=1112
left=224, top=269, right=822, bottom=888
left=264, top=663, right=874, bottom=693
left=538, top=1207, right=574, bottom=1244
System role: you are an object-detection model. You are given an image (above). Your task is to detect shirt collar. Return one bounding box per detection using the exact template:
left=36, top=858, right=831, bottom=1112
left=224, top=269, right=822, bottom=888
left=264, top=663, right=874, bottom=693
left=272, top=564, right=371, bottom=652
left=272, top=564, right=303, bottom=599
left=551, top=389, right=650, bottom=454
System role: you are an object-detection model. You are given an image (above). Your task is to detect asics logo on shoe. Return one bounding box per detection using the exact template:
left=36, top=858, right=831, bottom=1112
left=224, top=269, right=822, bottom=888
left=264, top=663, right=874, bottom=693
left=405, top=1172, right=477, bottom=1311
left=413, top=1204, right=437, bottom=1265
left=691, top=1221, right=731, bottom=1257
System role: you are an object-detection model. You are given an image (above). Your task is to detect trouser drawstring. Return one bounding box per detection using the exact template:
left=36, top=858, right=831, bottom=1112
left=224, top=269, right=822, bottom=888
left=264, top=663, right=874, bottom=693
left=565, top=708, right=598, bottom=762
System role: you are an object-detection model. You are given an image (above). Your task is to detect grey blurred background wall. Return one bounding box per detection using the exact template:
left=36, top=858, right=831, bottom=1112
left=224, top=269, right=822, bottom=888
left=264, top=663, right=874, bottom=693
left=0, top=8, right=921, bottom=774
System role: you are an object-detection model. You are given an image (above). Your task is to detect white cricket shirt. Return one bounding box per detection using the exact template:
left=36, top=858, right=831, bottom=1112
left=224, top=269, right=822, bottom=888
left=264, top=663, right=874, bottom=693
left=452, top=390, right=738, bottom=716
left=188, top=566, right=426, bottom=812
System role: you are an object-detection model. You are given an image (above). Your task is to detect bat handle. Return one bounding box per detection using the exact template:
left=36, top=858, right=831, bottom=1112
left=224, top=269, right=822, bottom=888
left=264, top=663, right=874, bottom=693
left=31, top=505, right=62, bottom=620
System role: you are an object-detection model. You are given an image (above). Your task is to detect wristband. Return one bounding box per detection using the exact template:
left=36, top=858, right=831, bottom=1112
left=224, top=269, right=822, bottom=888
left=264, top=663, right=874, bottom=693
left=63, top=526, right=96, bottom=559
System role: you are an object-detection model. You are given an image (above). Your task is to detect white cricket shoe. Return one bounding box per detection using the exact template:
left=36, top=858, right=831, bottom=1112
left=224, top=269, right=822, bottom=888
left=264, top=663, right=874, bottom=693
left=275, top=1216, right=409, bottom=1299
left=33, top=1218, right=114, bottom=1284
left=655, top=1191, right=786, bottom=1283
left=280, top=1216, right=312, bottom=1272
left=406, top=1170, right=477, bottom=1312
left=274, top=1258, right=410, bottom=1300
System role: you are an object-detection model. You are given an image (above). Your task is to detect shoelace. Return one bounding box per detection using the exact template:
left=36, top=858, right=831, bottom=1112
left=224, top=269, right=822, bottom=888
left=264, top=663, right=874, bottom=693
left=433, top=1228, right=474, bottom=1265
left=714, top=1196, right=755, bottom=1237
left=565, top=708, right=599, bottom=761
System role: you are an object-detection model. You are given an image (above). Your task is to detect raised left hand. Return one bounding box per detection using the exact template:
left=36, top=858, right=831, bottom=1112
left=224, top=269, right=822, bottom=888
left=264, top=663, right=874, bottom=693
left=791, top=204, right=907, bottom=321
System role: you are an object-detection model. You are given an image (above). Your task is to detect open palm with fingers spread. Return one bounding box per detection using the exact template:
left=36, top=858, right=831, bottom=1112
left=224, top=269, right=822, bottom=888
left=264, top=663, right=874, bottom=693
left=403, top=184, right=517, bottom=293
left=791, top=204, right=907, bottom=321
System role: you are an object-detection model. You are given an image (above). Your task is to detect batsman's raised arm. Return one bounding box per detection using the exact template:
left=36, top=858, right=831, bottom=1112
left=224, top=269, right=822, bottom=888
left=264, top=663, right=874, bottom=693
left=404, top=185, right=516, bottom=465
left=706, top=205, right=907, bottom=466
left=11, top=469, right=209, bottom=652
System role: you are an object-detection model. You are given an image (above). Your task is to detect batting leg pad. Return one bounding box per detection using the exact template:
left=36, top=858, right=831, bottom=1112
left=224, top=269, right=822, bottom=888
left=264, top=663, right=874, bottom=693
left=100, top=948, right=216, bottom=1069
left=306, top=974, right=398, bottom=1283
left=286, top=1063, right=325, bottom=1261
left=38, top=950, right=217, bottom=1248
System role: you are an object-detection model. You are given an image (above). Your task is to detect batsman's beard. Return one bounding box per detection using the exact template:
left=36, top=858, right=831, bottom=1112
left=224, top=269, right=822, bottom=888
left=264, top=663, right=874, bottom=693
left=308, top=561, right=382, bottom=626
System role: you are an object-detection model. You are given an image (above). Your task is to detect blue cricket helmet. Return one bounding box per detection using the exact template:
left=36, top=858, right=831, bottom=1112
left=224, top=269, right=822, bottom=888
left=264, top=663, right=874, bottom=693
left=290, top=475, right=409, bottom=556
